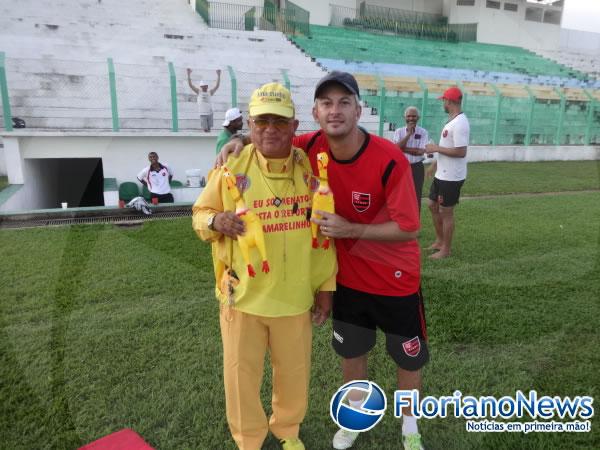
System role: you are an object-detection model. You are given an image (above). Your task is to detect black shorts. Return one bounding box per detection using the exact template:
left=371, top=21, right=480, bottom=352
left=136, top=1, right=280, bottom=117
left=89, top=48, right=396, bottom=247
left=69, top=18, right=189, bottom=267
left=428, top=178, right=464, bottom=207
left=332, top=284, right=429, bottom=371
left=150, top=192, right=174, bottom=203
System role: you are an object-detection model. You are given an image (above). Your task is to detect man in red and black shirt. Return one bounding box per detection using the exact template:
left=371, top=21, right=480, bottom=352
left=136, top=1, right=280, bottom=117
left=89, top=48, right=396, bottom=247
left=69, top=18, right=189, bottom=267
left=218, top=72, right=428, bottom=450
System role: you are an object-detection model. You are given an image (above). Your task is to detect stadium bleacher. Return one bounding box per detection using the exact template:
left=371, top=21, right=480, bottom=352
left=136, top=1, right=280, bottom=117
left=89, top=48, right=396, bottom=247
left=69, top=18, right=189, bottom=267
left=0, top=0, right=384, bottom=134
left=0, top=1, right=597, bottom=142
left=536, top=49, right=600, bottom=81
left=290, top=25, right=600, bottom=145
left=291, top=25, right=597, bottom=86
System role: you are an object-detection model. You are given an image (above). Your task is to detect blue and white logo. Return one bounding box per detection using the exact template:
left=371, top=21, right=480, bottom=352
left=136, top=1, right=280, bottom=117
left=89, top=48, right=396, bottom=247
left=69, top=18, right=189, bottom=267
left=330, top=380, right=387, bottom=432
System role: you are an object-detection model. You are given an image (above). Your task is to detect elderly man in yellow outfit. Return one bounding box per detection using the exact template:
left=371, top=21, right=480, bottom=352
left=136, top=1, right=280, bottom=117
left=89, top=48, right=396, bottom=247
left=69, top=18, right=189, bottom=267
left=193, top=82, right=337, bottom=450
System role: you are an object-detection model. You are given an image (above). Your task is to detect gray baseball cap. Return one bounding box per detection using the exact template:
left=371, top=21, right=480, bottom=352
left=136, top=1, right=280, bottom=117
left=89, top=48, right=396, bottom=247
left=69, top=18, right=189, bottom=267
left=314, top=71, right=361, bottom=99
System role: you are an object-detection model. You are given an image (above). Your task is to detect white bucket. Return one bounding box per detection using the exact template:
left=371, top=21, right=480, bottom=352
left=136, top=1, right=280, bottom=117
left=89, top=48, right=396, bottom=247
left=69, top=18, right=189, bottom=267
left=185, top=169, right=203, bottom=187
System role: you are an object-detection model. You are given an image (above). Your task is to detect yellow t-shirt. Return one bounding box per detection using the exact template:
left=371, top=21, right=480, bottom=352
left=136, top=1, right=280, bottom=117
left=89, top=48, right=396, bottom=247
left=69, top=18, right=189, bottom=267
left=192, top=144, right=336, bottom=317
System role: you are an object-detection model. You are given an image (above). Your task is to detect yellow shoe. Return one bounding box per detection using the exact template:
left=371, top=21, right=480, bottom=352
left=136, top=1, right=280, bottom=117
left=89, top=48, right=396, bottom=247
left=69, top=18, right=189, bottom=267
left=280, top=437, right=305, bottom=450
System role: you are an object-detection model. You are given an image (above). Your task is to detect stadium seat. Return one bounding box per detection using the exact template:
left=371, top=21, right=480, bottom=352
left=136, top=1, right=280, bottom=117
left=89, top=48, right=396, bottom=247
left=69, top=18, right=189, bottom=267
left=291, top=25, right=598, bottom=89
left=118, top=182, right=140, bottom=203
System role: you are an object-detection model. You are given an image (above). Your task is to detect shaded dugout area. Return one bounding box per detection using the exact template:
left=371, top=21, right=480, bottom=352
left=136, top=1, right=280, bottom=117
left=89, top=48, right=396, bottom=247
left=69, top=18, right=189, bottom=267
left=19, top=158, right=104, bottom=210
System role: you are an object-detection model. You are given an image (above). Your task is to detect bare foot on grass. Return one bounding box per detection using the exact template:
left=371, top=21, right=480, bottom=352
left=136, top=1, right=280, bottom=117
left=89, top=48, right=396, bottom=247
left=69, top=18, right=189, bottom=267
left=427, top=241, right=443, bottom=251
left=429, top=250, right=450, bottom=260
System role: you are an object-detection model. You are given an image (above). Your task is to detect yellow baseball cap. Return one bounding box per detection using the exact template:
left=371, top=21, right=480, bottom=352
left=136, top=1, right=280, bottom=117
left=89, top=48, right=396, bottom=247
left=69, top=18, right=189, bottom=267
left=248, top=82, right=295, bottom=118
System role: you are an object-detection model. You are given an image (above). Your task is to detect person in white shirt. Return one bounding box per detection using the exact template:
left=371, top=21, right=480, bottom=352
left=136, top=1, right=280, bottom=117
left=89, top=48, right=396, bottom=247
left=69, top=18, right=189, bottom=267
left=393, top=106, right=429, bottom=211
left=187, top=68, right=221, bottom=132
left=137, top=152, right=174, bottom=203
left=425, top=87, right=470, bottom=260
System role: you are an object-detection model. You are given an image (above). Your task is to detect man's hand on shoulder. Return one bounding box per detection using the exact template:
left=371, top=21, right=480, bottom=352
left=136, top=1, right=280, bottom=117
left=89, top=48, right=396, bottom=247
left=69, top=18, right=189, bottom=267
left=215, top=137, right=246, bottom=167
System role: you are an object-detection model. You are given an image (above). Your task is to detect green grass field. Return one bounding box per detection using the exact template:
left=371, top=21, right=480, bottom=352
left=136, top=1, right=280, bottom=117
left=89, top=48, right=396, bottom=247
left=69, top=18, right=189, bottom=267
left=1, top=162, right=599, bottom=450
left=462, top=161, right=600, bottom=196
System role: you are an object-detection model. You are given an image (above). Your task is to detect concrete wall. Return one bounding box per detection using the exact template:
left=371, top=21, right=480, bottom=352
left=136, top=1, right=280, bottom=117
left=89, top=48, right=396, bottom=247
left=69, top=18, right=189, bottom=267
left=466, top=145, right=600, bottom=163
left=445, top=0, right=561, bottom=50
left=11, top=159, right=59, bottom=210
left=295, top=0, right=445, bottom=27
left=367, top=0, right=443, bottom=15
left=0, top=132, right=219, bottom=211
left=11, top=133, right=218, bottom=188
left=0, top=132, right=598, bottom=211
left=560, top=28, right=600, bottom=55
left=291, top=0, right=357, bottom=26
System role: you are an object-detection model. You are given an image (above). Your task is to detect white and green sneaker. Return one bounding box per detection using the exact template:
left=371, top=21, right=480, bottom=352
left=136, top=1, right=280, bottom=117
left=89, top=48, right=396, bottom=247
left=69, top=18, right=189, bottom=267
left=280, top=437, right=305, bottom=450
left=403, top=432, right=424, bottom=450
left=332, top=429, right=359, bottom=449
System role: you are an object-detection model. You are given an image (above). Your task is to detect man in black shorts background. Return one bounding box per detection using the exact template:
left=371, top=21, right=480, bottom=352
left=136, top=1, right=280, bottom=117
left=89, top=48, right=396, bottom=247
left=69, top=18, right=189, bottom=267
left=425, top=87, right=470, bottom=259
left=137, top=152, right=174, bottom=203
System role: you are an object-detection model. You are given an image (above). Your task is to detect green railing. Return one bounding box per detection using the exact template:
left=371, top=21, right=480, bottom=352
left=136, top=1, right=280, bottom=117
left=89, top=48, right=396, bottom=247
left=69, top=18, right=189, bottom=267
left=0, top=55, right=309, bottom=132
left=0, top=52, right=13, bottom=131
left=331, top=3, right=477, bottom=42
left=363, top=83, right=600, bottom=146
left=195, top=0, right=210, bottom=26
left=227, top=65, right=237, bottom=107
left=360, top=2, right=445, bottom=25
left=196, top=1, right=310, bottom=35
left=244, top=6, right=256, bottom=31
left=285, top=1, right=310, bottom=36
left=107, top=58, right=119, bottom=131
left=1, top=53, right=598, bottom=141
left=168, top=62, right=179, bottom=132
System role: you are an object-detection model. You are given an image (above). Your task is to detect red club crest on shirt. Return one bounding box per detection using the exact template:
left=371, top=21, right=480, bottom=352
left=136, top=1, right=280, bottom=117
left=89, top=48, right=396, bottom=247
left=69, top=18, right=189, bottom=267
left=442, top=129, right=448, bottom=138
left=352, top=191, right=370, bottom=213
left=235, top=174, right=251, bottom=193
left=402, top=336, right=421, bottom=357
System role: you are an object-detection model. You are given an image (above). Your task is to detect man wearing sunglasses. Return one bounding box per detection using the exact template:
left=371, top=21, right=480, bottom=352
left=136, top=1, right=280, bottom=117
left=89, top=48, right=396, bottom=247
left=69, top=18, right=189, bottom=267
left=193, top=82, right=336, bottom=450
left=218, top=72, right=427, bottom=450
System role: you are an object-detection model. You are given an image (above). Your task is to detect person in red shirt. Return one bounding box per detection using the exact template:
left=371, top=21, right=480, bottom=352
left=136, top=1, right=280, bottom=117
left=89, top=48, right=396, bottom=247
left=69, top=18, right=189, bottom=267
left=218, top=72, right=428, bottom=450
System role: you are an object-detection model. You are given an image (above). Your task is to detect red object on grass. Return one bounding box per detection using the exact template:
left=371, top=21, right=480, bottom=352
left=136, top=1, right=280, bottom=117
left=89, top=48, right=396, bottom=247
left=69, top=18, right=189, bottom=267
left=78, top=429, right=154, bottom=450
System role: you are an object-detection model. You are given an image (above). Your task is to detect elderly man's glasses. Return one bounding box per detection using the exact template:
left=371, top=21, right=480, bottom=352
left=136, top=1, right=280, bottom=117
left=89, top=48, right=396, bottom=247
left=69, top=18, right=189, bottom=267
left=251, top=117, right=292, bottom=131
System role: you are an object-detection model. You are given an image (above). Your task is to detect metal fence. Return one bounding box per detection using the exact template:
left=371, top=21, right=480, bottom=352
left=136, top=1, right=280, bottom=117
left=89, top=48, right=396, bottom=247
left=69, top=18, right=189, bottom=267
left=330, top=3, right=477, bottom=43
left=0, top=56, right=210, bottom=132
left=1, top=53, right=598, bottom=144
left=363, top=80, right=600, bottom=145
left=0, top=55, right=321, bottom=134
left=360, top=2, right=445, bottom=25
left=198, top=1, right=310, bottom=35
left=2, top=56, right=113, bottom=131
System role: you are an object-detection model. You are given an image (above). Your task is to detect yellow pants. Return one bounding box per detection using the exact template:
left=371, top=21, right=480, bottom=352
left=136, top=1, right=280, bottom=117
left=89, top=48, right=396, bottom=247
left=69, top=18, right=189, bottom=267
left=219, top=305, right=312, bottom=450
